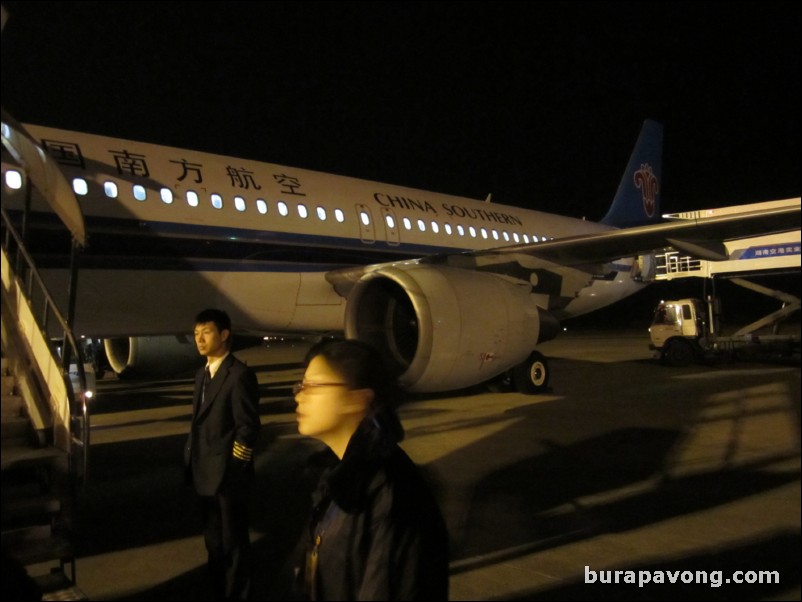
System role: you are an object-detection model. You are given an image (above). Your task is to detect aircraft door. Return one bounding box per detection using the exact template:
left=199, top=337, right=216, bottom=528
left=355, top=204, right=376, bottom=243
left=632, top=253, right=656, bottom=282
left=380, top=207, right=400, bottom=246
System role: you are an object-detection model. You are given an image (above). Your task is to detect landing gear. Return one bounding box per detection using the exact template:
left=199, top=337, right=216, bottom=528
left=485, top=350, right=551, bottom=395
left=512, top=350, right=550, bottom=394
left=80, top=338, right=110, bottom=379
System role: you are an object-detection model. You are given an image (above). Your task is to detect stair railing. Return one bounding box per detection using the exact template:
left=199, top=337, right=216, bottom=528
left=0, top=206, right=90, bottom=485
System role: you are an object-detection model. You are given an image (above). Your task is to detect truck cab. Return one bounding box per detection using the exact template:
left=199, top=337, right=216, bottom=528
left=649, top=298, right=708, bottom=366
left=649, top=292, right=800, bottom=366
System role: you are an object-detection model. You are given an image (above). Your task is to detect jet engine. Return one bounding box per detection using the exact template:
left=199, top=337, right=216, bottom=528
left=344, top=264, right=560, bottom=392
left=104, top=335, right=199, bottom=379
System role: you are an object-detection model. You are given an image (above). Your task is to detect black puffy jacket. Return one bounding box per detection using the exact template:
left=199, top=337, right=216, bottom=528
left=296, top=420, right=449, bottom=601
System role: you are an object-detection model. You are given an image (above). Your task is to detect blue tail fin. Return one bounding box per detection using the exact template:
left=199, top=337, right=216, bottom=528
left=600, top=119, right=663, bottom=228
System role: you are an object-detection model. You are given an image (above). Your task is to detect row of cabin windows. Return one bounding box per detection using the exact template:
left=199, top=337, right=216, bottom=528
left=3, top=169, right=552, bottom=244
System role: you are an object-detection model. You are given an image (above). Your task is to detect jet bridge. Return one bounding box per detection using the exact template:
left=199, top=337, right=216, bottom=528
left=652, top=198, right=800, bottom=339
left=655, top=197, right=800, bottom=280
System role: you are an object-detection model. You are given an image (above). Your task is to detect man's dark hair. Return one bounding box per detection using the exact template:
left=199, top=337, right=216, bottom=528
left=194, top=308, right=232, bottom=335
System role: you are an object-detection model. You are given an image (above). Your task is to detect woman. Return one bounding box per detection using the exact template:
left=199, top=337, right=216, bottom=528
left=292, top=338, right=449, bottom=601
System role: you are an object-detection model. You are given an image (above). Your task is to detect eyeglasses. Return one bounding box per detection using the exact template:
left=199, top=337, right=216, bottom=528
left=292, top=382, right=349, bottom=395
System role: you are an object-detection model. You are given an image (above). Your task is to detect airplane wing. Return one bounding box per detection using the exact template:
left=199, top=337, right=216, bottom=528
left=446, top=201, right=801, bottom=265
left=327, top=200, right=801, bottom=294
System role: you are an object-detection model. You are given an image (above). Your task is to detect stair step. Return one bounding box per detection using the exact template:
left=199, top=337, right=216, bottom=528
left=1, top=415, right=32, bottom=444
left=1, top=476, right=50, bottom=502
left=1, top=435, right=34, bottom=451
left=1, top=393, right=25, bottom=418
left=2, top=523, right=54, bottom=544
left=1, top=446, right=68, bottom=472
left=35, top=570, right=88, bottom=601
left=1, top=374, right=16, bottom=396
left=1, top=531, right=74, bottom=568
left=2, top=495, right=62, bottom=528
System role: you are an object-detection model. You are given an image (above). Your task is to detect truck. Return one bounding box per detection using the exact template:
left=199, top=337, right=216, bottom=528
left=648, top=278, right=801, bottom=366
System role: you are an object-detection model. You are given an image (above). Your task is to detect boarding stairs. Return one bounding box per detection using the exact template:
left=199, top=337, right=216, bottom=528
left=1, top=208, right=90, bottom=600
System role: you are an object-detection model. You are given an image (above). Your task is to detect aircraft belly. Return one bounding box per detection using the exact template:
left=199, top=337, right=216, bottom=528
left=561, top=278, right=647, bottom=319
left=38, top=268, right=344, bottom=337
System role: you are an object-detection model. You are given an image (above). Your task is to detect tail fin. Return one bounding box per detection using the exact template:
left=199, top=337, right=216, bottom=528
left=600, top=119, right=663, bottom=228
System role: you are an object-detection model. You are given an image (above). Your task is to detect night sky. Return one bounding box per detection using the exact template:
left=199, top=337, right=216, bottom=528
left=3, top=1, right=799, bottom=224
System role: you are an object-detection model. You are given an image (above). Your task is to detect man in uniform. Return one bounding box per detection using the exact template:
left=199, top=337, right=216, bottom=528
left=185, top=308, right=260, bottom=601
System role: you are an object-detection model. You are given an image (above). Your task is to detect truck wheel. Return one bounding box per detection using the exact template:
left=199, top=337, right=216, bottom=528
left=513, top=350, right=550, bottom=394
left=663, top=339, right=695, bottom=367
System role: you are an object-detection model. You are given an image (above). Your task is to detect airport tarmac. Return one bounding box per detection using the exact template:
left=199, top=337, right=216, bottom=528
left=34, top=329, right=800, bottom=600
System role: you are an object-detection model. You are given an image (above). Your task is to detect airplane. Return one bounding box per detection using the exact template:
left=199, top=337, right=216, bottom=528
left=3, top=112, right=800, bottom=395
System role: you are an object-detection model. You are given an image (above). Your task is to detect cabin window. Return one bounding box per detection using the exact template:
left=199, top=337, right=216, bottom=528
left=133, top=184, right=147, bottom=201
left=211, top=194, right=223, bottom=209
left=234, top=196, right=246, bottom=212
left=72, top=178, right=88, bottom=196
left=4, top=170, right=23, bottom=190
left=523, top=234, right=530, bottom=243
left=444, top=223, right=453, bottom=235
left=502, top=231, right=510, bottom=242
left=360, top=211, right=371, bottom=226
left=186, top=191, right=199, bottom=207
left=431, top=221, right=439, bottom=234
left=469, top=226, right=477, bottom=238
left=417, top=219, right=426, bottom=232
left=402, top=217, right=412, bottom=230
left=298, top=204, right=309, bottom=219
left=317, top=206, right=327, bottom=220
left=160, top=188, right=174, bottom=204
left=104, top=181, right=118, bottom=198
left=457, top=225, right=465, bottom=236
left=385, top=214, right=395, bottom=229
left=334, top=208, right=345, bottom=223
left=480, top=228, right=488, bottom=239
left=256, top=199, right=268, bottom=214
left=278, top=201, right=289, bottom=216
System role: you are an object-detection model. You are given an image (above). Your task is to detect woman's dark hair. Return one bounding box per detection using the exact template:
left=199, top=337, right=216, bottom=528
left=304, top=338, right=405, bottom=442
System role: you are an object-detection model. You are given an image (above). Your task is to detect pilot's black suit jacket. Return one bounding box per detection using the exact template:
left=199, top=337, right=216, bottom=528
left=184, top=353, right=260, bottom=496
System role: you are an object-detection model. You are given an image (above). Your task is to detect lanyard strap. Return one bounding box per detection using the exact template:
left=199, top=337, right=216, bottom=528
left=305, top=500, right=339, bottom=599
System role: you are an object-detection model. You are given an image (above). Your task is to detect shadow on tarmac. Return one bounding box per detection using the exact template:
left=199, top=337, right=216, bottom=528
left=74, top=431, right=799, bottom=600
left=71, top=347, right=800, bottom=600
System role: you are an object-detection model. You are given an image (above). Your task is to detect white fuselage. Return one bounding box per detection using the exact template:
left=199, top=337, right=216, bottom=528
left=2, top=124, right=632, bottom=337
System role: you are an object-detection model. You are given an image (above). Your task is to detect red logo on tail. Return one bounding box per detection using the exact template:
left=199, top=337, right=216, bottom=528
left=633, top=164, right=659, bottom=218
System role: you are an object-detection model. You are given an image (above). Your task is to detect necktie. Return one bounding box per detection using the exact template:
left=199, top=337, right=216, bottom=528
left=201, top=366, right=211, bottom=406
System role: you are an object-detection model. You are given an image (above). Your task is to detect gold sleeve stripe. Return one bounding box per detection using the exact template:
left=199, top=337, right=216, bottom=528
left=233, top=441, right=254, bottom=461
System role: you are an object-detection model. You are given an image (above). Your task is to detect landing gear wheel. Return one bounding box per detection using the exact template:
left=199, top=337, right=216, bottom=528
left=513, top=350, right=550, bottom=394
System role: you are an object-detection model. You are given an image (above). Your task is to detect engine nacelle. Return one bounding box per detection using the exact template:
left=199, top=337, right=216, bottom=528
left=104, top=335, right=199, bottom=379
left=344, top=264, right=560, bottom=392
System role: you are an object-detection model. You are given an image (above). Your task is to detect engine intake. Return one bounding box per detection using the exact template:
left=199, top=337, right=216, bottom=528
left=104, top=335, right=199, bottom=378
left=345, top=264, right=559, bottom=392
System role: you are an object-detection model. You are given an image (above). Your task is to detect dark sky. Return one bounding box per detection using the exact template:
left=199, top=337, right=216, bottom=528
left=2, top=1, right=800, bottom=222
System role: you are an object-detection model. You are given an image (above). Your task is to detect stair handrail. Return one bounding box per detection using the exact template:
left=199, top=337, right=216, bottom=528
left=0, top=206, right=90, bottom=482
